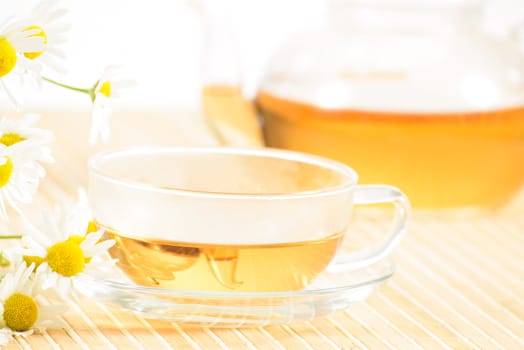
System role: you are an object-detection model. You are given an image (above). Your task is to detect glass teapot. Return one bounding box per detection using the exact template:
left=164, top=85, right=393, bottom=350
left=200, top=0, right=524, bottom=209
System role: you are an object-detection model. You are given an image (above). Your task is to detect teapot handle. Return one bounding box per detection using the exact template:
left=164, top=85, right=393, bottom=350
left=187, top=0, right=264, bottom=147
left=508, top=20, right=524, bottom=53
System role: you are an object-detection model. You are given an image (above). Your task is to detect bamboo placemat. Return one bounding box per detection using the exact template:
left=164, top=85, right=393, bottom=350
left=3, top=110, right=523, bottom=349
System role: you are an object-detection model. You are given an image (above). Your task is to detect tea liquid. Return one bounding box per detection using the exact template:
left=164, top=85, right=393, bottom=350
left=105, top=228, right=343, bottom=292
left=257, top=91, right=524, bottom=208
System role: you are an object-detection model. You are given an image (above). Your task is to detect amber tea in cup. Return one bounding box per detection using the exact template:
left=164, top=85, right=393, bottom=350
left=88, top=147, right=410, bottom=292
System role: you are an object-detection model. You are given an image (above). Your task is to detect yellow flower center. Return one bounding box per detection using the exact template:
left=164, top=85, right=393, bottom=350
left=23, top=255, right=45, bottom=269
left=0, top=133, right=25, bottom=146
left=23, top=26, right=48, bottom=60
left=98, top=81, right=111, bottom=97
left=0, top=157, right=13, bottom=189
left=24, top=233, right=94, bottom=271
left=67, top=234, right=85, bottom=245
left=47, top=241, right=85, bottom=277
left=68, top=234, right=94, bottom=263
left=0, top=253, right=10, bottom=267
left=0, top=37, right=17, bottom=78
left=3, top=293, right=38, bottom=332
left=86, top=221, right=98, bottom=234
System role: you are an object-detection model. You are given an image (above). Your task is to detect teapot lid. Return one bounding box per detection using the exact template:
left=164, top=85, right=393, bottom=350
left=259, top=29, right=524, bottom=113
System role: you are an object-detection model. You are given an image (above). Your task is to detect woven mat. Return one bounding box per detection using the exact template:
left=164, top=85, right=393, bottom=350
left=3, top=111, right=523, bottom=349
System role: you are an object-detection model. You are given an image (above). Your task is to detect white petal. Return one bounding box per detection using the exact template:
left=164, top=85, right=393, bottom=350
left=41, top=266, right=58, bottom=290
left=12, top=36, right=45, bottom=52
left=0, top=80, right=19, bottom=110
left=0, top=196, right=8, bottom=221
left=0, top=332, right=10, bottom=345
left=46, top=8, right=69, bottom=23
left=57, top=276, right=71, bottom=297
left=21, top=236, right=47, bottom=257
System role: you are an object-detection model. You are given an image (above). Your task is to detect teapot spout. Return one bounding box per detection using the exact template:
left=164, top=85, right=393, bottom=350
left=189, top=0, right=264, bottom=147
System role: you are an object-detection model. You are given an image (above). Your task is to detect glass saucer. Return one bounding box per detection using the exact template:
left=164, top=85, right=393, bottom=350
left=79, top=258, right=394, bottom=327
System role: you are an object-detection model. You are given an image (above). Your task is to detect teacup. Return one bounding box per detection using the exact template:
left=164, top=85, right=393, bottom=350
left=88, top=147, right=410, bottom=292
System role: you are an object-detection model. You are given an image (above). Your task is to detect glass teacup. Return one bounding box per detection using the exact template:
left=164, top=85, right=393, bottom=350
left=88, top=147, right=410, bottom=292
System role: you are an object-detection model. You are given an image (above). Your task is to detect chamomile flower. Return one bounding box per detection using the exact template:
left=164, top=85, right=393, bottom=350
left=0, top=19, right=45, bottom=107
left=89, top=66, right=135, bottom=144
left=18, top=0, right=70, bottom=85
left=0, top=140, right=50, bottom=219
left=0, top=114, right=53, bottom=218
left=0, top=262, right=62, bottom=345
left=21, top=195, right=115, bottom=298
left=0, top=114, right=54, bottom=151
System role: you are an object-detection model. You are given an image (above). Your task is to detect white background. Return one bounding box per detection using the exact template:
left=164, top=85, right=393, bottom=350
left=3, top=0, right=524, bottom=111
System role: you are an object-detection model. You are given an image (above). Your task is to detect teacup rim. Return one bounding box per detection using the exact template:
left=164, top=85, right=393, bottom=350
left=88, top=146, right=358, bottom=200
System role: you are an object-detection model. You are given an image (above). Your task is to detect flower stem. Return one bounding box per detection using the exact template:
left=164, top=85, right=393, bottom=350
left=42, top=76, right=93, bottom=95
left=0, top=235, right=22, bottom=239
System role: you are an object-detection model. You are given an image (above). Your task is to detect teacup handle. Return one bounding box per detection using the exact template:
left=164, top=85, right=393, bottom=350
left=327, top=185, right=411, bottom=272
